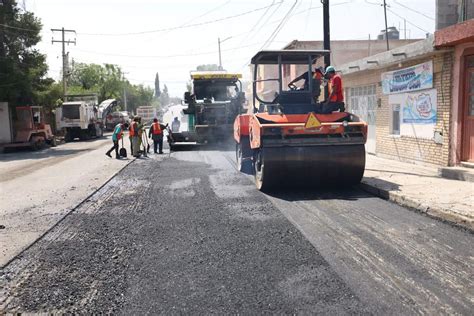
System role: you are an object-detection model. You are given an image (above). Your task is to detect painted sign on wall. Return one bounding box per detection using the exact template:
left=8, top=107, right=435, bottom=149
left=388, top=88, right=437, bottom=139
left=382, top=61, right=433, bottom=94
left=402, top=89, right=437, bottom=124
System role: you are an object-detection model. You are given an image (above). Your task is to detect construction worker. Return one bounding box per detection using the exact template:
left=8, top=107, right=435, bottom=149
left=171, top=117, right=180, bottom=133
left=288, top=66, right=324, bottom=101
left=130, top=117, right=141, bottom=157
left=149, top=118, right=168, bottom=154
left=106, top=122, right=128, bottom=159
left=323, top=65, right=345, bottom=113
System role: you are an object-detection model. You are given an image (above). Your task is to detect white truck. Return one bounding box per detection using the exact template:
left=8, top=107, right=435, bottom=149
left=55, top=95, right=117, bottom=142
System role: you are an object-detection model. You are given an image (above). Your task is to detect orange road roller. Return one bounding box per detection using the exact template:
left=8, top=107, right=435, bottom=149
left=234, top=50, right=367, bottom=191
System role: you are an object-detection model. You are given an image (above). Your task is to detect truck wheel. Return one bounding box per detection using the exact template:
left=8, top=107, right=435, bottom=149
left=49, top=137, right=58, bottom=147
left=31, top=139, right=45, bottom=151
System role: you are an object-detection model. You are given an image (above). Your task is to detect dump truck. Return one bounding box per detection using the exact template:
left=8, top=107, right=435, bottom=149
left=167, top=72, right=245, bottom=149
left=234, top=50, right=368, bottom=190
left=0, top=102, right=56, bottom=152
left=56, top=95, right=117, bottom=142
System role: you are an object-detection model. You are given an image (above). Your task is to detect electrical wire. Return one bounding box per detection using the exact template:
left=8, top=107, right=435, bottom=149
left=392, top=0, right=434, bottom=21
left=387, top=7, right=431, bottom=34
left=260, top=0, right=299, bottom=50
left=77, top=2, right=283, bottom=37
left=71, top=41, right=263, bottom=59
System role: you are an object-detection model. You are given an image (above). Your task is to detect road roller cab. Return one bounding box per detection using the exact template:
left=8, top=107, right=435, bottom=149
left=234, top=50, right=368, bottom=190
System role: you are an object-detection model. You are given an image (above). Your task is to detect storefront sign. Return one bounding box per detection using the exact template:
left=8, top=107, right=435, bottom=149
left=382, top=61, right=433, bottom=94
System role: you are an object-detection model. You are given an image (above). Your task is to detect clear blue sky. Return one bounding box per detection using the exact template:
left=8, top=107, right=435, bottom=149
left=25, top=0, right=435, bottom=97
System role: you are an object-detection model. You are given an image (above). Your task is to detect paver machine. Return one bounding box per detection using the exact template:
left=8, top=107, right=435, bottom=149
left=234, top=50, right=367, bottom=190
left=168, top=72, right=245, bottom=149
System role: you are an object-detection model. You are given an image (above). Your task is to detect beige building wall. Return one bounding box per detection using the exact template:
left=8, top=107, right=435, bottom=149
left=343, top=53, right=453, bottom=166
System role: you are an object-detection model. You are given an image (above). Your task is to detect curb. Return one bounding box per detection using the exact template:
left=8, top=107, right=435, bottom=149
left=359, top=181, right=474, bottom=232
left=0, top=157, right=137, bottom=269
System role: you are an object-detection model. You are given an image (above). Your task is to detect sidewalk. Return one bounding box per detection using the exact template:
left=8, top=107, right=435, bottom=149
left=361, top=155, right=474, bottom=230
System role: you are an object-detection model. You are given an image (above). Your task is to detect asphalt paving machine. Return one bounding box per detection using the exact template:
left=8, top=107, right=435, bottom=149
left=234, top=50, right=367, bottom=190
left=168, top=72, right=245, bottom=149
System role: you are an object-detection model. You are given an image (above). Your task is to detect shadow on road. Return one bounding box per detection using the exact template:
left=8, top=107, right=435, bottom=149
left=265, top=186, right=374, bottom=202
left=0, top=140, right=107, bottom=162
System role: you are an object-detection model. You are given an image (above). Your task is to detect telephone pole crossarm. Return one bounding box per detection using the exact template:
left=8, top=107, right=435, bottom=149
left=51, top=27, right=77, bottom=98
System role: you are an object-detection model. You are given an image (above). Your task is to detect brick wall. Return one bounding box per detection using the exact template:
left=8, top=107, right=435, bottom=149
left=343, top=52, right=454, bottom=166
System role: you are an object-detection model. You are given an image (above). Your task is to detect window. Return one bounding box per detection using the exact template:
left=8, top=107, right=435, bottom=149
left=390, top=104, right=400, bottom=135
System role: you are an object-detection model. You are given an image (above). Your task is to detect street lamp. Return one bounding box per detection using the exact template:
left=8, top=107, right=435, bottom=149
left=218, top=36, right=232, bottom=70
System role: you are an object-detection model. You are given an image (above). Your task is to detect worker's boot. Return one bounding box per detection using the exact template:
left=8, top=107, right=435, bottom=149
left=106, top=152, right=112, bottom=158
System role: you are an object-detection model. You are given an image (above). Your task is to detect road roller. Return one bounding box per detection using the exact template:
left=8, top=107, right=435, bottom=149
left=234, top=50, right=367, bottom=191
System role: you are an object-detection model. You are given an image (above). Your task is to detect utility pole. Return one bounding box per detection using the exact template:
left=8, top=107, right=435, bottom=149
left=51, top=27, right=76, bottom=99
left=218, top=37, right=222, bottom=70
left=122, top=72, right=129, bottom=112
left=383, top=0, right=389, bottom=51
left=217, top=36, right=232, bottom=71
left=322, top=0, right=330, bottom=99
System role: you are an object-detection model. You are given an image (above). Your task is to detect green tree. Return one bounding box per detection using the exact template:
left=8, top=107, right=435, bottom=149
left=159, top=84, right=170, bottom=106
left=154, top=72, right=161, bottom=98
left=0, top=0, right=52, bottom=106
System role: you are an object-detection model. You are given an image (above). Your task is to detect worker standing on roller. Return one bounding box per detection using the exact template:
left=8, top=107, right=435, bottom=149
left=149, top=118, right=168, bottom=154
left=323, top=66, right=345, bottom=113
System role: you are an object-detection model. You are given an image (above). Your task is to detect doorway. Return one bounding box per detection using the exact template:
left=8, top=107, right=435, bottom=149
left=461, top=55, right=474, bottom=162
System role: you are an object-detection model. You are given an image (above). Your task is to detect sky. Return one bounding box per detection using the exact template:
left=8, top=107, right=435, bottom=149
left=23, top=0, right=435, bottom=97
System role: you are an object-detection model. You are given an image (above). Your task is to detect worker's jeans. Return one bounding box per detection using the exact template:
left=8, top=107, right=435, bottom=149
left=107, top=140, right=119, bottom=158
left=152, top=135, right=163, bottom=153
left=320, top=102, right=345, bottom=114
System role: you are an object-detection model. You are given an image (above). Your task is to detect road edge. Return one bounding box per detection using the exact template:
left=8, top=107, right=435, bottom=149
left=359, top=181, right=474, bottom=232
left=0, top=158, right=136, bottom=270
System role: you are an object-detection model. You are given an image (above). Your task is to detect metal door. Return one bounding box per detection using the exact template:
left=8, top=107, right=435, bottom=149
left=348, top=85, right=376, bottom=154
left=461, top=55, right=474, bottom=162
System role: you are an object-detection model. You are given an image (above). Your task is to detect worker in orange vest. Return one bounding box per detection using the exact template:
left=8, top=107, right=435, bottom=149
left=148, top=118, right=168, bottom=154
left=130, top=117, right=141, bottom=157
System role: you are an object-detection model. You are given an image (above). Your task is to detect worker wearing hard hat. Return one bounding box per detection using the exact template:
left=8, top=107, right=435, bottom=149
left=148, top=118, right=168, bottom=154
left=323, top=66, right=345, bottom=113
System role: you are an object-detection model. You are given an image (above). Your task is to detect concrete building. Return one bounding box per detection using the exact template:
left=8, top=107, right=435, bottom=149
left=339, top=36, right=453, bottom=165
left=436, top=0, right=474, bottom=30
left=434, top=19, right=474, bottom=164
left=283, top=38, right=420, bottom=68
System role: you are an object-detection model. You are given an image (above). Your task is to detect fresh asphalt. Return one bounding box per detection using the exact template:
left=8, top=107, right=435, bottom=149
left=1, top=145, right=473, bottom=314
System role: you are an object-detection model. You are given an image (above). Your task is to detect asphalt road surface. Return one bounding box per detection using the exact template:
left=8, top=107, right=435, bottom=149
left=1, top=144, right=473, bottom=314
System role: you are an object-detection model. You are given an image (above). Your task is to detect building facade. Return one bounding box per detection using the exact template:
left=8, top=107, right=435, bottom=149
left=435, top=19, right=474, bottom=164
left=340, top=38, right=453, bottom=166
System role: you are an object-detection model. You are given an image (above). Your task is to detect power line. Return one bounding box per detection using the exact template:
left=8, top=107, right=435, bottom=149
left=77, top=2, right=283, bottom=37
left=392, top=0, right=434, bottom=21
left=387, top=8, right=430, bottom=34
left=71, top=41, right=263, bottom=59
left=260, top=0, right=299, bottom=50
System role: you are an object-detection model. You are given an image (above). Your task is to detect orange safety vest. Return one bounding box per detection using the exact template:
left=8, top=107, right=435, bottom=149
left=152, top=122, right=162, bottom=135
left=129, top=121, right=137, bottom=136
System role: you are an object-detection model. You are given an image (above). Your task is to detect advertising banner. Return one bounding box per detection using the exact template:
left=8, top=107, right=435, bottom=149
left=382, top=61, right=433, bottom=94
